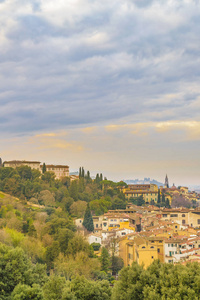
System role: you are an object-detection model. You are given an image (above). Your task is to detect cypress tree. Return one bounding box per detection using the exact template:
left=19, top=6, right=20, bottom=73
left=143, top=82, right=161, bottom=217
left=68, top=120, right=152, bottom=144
left=79, top=167, right=82, bottom=178
left=0, top=158, right=2, bottom=168
left=157, top=189, right=161, bottom=204
left=82, top=203, right=94, bottom=232
left=162, top=193, right=165, bottom=204
left=95, top=173, right=100, bottom=184
left=87, top=170, right=90, bottom=180
left=100, top=247, right=110, bottom=273
left=42, top=163, right=46, bottom=174
left=165, top=198, right=170, bottom=208
left=81, top=167, right=85, bottom=178
left=100, top=173, right=103, bottom=182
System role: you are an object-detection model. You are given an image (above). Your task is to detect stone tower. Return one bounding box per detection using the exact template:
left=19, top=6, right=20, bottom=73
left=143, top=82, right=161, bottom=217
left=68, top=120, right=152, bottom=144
left=165, top=174, right=169, bottom=188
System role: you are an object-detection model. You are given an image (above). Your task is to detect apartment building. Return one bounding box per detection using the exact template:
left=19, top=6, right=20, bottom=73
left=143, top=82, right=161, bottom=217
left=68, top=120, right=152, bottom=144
left=161, top=208, right=200, bottom=228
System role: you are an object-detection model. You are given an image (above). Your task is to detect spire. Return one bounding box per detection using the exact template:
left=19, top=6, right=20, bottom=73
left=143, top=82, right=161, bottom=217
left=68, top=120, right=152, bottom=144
left=165, top=174, right=169, bottom=188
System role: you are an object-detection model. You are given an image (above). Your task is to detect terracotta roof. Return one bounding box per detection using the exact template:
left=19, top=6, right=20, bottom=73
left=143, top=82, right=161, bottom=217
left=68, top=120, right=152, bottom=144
left=4, top=160, right=40, bottom=164
left=44, top=165, right=69, bottom=168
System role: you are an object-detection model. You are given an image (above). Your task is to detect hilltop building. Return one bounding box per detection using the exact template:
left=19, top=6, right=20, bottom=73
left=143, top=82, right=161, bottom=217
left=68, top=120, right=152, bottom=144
left=4, top=160, right=41, bottom=170
left=3, top=160, right=69, bottom=180
left=43, top=165, right=69, bottom=179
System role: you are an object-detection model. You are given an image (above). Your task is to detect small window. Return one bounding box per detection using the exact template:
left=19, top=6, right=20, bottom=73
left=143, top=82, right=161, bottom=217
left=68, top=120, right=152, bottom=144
left=182, top=220, right=186, bottom=225
left=182, top=214, right=185, bottom=217
left=150, top=246, right=154, bottom=249
left=198, top=219, right=200, bottom=225
left=151, top=256, right=154, bottom=259
left=142, top=246, right=146, bottom=249
left=157, top=248, right=160, bottom=253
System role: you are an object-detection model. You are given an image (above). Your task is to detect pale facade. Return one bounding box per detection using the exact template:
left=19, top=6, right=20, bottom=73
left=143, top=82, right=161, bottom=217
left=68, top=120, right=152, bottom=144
left=4, top=160, right=41, bottom=171
left=161, top=209, right=200, bottom=228
left=43, top=165, right=69, bottom=179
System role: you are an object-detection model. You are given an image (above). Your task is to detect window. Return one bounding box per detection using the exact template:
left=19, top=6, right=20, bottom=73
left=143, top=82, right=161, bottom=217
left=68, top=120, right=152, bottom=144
left=198, top=219, right=200, bottom=224
left=163, top=214, right=167, bottom=217
left=151, top=256, right=154, bottom=259
left=103, top=223, right=107, bottom=227
left=170, top=214, right=178, bottom=217
left=157, top=248, right=160, bottom=253
left=182, top=220, right=186, bottom=225
left=171, top=244, right=174, bottom=247
left=96, top=224, right=98, bottom=228
left=175, top=226, right=177, bottom=228
left=182, top=214, right=185, bottom=217
left=150, top=246, right=154, bottom=249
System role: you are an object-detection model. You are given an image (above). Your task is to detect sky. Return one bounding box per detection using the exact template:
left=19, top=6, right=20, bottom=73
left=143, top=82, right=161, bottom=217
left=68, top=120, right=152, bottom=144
left=0, top=0, right=200, bottom=186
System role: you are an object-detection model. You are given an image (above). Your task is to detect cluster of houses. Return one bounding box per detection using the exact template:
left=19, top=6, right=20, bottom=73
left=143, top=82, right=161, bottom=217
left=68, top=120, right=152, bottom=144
left=76, top=204, right=200, bottom=268
left=122, top=183, right=200, bottom=206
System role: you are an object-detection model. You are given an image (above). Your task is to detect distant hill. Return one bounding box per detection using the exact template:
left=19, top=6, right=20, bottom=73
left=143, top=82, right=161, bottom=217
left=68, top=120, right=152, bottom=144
left=123, top=178, right=164, bottom=187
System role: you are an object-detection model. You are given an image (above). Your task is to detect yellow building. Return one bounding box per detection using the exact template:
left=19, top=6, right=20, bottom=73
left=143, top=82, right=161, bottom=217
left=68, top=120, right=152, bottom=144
left=123, top=184, right=158, bottom=204
left=119, top=236, right=164, bottom=268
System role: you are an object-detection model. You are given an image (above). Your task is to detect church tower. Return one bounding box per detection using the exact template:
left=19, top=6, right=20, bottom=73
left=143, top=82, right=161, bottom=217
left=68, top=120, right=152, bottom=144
left=165, top=174, right=169, bottom=188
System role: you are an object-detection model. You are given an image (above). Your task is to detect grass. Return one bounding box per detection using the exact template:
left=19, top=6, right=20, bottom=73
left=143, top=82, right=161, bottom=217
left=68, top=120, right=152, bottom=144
left=0, top=192, right=5, bottom=198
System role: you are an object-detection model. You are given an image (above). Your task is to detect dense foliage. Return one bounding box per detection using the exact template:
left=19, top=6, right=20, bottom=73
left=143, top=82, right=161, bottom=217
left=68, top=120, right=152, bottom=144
left=112, top=260, right=200, bottom=300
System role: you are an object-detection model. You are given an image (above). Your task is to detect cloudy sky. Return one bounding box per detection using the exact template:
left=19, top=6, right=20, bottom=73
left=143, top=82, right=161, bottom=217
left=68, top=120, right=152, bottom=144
left=1, top=0, right=200, bottom=185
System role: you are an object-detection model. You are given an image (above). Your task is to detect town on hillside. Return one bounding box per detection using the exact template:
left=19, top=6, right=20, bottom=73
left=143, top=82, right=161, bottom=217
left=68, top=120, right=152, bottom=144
left=1, top=158, right=200, bottom=269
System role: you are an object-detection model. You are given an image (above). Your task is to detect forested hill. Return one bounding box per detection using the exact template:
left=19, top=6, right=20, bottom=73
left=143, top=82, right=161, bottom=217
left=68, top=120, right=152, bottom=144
left=0, top=165, right=127, bottom=217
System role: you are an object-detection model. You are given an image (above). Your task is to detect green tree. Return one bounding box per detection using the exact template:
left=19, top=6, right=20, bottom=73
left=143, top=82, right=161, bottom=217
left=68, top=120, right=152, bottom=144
left=162, top=192, right=165, bottom=204
left=69, top=276, right=111, bottom=300
left=157, top=189, right=161, bottom=204
left=165, top=198, right=170, bottom=208
left=69, top=180, right=78, bottom=201
left=111, top=255, right=124, bottom=276
left=91, top=243, right=101, bottom=251
left=43, top=276, right=66, bottom=300
left=79, top=167, right=82, bottom=179
left=0, top=244, right=47, bottom=298
left=82, top=203, right=94, bottom=232
left=42, top=163, right=46, bottom=174
left=100, top=247, right=110, bottom=273
left=11, top=284, right=43, bottom=300
left=81, top=167, right=85, bottom=178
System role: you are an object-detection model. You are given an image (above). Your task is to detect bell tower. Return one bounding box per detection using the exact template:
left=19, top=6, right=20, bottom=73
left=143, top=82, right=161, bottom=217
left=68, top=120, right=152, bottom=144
left=165, top=174, right=169, bottom=188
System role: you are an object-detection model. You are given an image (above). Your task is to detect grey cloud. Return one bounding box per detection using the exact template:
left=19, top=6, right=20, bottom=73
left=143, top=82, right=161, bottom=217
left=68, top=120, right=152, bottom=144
left=0, top=0, right=200, bottom=135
